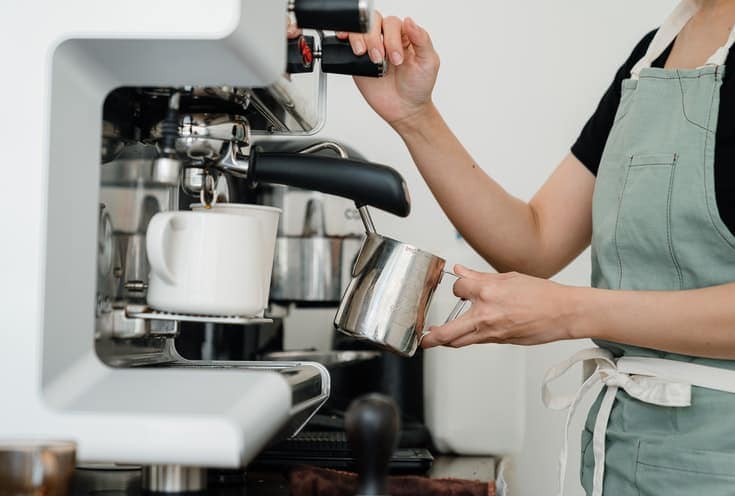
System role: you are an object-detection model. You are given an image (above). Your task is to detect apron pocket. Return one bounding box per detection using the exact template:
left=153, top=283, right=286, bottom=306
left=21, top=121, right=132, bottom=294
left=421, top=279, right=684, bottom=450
left=629, top=153, right=678, bottom=168
left=615, top=152, right=682, bottom=290
left=635, top=441, right=735, bottom=496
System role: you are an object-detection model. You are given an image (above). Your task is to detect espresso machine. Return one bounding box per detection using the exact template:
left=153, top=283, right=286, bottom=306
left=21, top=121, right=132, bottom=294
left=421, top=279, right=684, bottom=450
left=0, top=0, right=427, bottom=493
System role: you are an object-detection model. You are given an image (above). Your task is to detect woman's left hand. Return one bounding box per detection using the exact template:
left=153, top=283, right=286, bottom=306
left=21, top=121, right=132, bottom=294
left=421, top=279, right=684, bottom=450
left=421, top=266, right=580, bottom=348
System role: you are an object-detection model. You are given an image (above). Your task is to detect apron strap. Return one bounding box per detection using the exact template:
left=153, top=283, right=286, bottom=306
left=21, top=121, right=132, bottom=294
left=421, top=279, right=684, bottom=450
left=544, top=349, right=735, bottom=496
left=543, top=348, right=695, bottom=496
left=708, top=23, right=735, bottom=67
left=631, top=0, right=735, bottom=79
left=631, top=0, right=701, bottom=79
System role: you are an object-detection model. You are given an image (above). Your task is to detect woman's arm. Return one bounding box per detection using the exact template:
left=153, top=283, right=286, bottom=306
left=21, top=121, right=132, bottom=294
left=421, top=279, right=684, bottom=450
left=421, top=267, right=735, bottom=360
left=577, top=283, right=735, bottom=359
left=338, top=15, right=595, bottom=278
left=395, top=108, right=594, bottom=278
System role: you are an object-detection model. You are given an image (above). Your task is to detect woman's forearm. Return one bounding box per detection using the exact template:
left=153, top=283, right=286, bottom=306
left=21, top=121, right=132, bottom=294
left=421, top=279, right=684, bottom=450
left=392, top=104, right=544, bottom=274
left=571, top=283, right=735, bottom=359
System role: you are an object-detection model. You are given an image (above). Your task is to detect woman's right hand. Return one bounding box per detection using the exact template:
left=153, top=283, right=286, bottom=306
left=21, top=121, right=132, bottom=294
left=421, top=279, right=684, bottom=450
left=337, top=13, right=440, bottom=128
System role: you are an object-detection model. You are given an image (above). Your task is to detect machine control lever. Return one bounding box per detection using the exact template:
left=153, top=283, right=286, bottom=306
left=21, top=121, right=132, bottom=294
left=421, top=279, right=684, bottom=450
left=288, top=35, right=386, bottom=78
left=290, top=0, right=373, bottom=33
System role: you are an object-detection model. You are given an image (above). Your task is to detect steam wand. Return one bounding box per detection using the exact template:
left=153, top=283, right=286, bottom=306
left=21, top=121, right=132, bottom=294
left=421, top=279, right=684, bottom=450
left=152, top=92, right=183, bottom=186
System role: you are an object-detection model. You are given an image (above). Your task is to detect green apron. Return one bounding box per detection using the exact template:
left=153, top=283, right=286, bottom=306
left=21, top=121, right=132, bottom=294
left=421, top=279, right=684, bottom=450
left=544, top=2, right=735, bottom=495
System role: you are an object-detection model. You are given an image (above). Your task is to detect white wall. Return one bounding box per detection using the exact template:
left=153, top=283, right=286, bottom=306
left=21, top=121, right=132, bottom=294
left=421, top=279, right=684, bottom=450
left=289, top=1, right=676, bottom=494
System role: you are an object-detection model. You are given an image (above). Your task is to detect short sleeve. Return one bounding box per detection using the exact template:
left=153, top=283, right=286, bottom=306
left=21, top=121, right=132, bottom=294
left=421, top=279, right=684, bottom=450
left=571, top=30, right=658, bottom=175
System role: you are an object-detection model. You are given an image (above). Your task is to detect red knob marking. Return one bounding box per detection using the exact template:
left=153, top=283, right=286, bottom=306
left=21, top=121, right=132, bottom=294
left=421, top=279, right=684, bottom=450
left=299, top=36, right=314, bottom=67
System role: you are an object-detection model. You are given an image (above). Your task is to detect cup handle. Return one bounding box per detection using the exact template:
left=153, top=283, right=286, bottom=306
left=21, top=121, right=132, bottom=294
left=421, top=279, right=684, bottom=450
left=146, top=212, right=177, bottom=285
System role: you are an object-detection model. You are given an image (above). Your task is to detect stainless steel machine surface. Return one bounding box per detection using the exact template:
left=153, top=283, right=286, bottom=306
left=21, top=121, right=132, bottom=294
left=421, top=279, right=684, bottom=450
left=265, top=142, right=365, bottom=305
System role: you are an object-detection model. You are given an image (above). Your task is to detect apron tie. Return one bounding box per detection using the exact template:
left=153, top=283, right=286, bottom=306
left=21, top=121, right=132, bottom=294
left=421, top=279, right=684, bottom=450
left=542, top=348, right=692, bottom=496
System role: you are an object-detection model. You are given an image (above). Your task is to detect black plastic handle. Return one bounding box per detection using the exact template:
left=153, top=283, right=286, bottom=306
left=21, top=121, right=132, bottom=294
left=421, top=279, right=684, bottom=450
left=287, top=36, right=386, bottom=78
left=250, top=149, right=411, bottom=217
left=292, top=0, right=372, bottom=33
left=345, top=394, right=400, bottom=496
left=322, top=36, right=386, bottom=77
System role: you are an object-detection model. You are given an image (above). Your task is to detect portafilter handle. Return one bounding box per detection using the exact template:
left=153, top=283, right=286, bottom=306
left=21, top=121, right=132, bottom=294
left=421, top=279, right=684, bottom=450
left=249, top=148, right=411, bottom=218
left=345, top=394, right=401, bottom=496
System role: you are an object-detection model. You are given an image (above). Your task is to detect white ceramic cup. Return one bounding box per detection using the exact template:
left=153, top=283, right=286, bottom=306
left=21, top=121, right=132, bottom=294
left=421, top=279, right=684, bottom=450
left=191, top=204, right=281, bottom=309
left=146, top=211, right=265, bottom=316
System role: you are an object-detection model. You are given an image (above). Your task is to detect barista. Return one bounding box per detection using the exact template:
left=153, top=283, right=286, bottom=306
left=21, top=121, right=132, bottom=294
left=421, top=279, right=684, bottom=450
left=314, top=1, right=735, bottom=495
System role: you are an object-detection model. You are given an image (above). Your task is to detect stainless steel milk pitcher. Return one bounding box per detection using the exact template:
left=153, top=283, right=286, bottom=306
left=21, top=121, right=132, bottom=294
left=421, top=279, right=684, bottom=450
left=334, top=208, right=468, bottom=357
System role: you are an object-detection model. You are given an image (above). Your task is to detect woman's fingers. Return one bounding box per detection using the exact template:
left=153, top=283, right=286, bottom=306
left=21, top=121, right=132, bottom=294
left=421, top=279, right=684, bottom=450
left=364, top=10, right=385, bottom=63
left=287, top=18, right=301, bottom=39
left=454, top=264, right=482, bottom=279
left=382, top=16, right=405, bottom=66
left=337, top=12, right=413, bottom=66
left=455, top=264, right=499, bottom=281
left=402, top=17, right=436, bottom=63
left=448, top=330, right=501, bottom=348
left=421, top=314, right=481, bottom=348
left=452, top=277, right=486, bottom=300
left=346, top=33, right=366, bottom=56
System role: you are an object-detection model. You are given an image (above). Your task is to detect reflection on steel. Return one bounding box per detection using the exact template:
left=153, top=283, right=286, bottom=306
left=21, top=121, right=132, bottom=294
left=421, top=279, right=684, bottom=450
left=0, top=441, right=76, bottom=495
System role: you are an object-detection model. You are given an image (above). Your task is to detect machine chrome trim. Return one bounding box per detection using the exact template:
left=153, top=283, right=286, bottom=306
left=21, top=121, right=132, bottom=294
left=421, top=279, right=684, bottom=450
left=359, top=0, right=373, bottom=32
left=141, top=465, right=206, bottom=492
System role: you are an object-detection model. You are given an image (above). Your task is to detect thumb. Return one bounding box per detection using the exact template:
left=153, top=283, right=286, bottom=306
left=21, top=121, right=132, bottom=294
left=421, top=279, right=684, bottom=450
left=403, top=17, right=435, bottom=61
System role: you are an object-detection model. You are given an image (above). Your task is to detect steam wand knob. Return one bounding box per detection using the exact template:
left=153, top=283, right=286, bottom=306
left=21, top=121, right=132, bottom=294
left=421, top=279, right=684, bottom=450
left=345, top=394, right=400, bottom=496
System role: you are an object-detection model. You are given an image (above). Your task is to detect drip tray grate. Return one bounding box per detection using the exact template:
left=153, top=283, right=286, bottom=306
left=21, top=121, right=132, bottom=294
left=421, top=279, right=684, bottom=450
left=127, top=307, right=273, bottom=325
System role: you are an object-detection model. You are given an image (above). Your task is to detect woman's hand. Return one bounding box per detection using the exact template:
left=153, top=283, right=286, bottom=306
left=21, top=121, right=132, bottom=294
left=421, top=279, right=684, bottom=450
left=421, top=266, right=581, bottom=349
left=337, top=13, right=440, bottom=127
left=287, top=13, right=439, bottom=127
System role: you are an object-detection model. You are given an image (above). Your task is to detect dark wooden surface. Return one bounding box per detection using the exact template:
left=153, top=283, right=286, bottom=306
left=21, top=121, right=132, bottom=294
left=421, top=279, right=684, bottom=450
left=69, top=457, right=496, bottom=495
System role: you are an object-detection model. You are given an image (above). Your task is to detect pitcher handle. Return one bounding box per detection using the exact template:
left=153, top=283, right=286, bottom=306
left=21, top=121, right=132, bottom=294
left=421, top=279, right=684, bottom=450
left=441, top=268, right=471, bottom=324
left=445, top=298, right=470, bottom=324
left=417, top=266, right=472, bottom=346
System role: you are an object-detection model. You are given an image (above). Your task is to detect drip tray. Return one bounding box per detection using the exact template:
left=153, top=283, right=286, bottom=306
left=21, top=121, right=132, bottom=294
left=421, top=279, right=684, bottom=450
left=166, top=359, right=330, bottom=439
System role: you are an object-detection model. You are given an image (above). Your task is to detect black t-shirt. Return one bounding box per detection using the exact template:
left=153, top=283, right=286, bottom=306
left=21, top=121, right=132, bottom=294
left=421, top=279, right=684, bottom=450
left=572, top=30, right=735, bottom=235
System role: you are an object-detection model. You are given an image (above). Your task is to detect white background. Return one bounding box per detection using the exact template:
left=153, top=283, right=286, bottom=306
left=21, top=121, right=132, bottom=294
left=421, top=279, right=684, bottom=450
left=287, top=1, right=677, bottom=494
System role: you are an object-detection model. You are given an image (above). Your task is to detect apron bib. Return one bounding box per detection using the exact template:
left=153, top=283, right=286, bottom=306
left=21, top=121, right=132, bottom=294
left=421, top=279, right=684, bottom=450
left=544, top=1, right=735, bottom=494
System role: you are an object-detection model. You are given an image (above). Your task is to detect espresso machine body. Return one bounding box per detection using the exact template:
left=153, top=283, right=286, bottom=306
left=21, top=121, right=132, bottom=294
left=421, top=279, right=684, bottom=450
left=0, top=0, right=400, bottom=484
